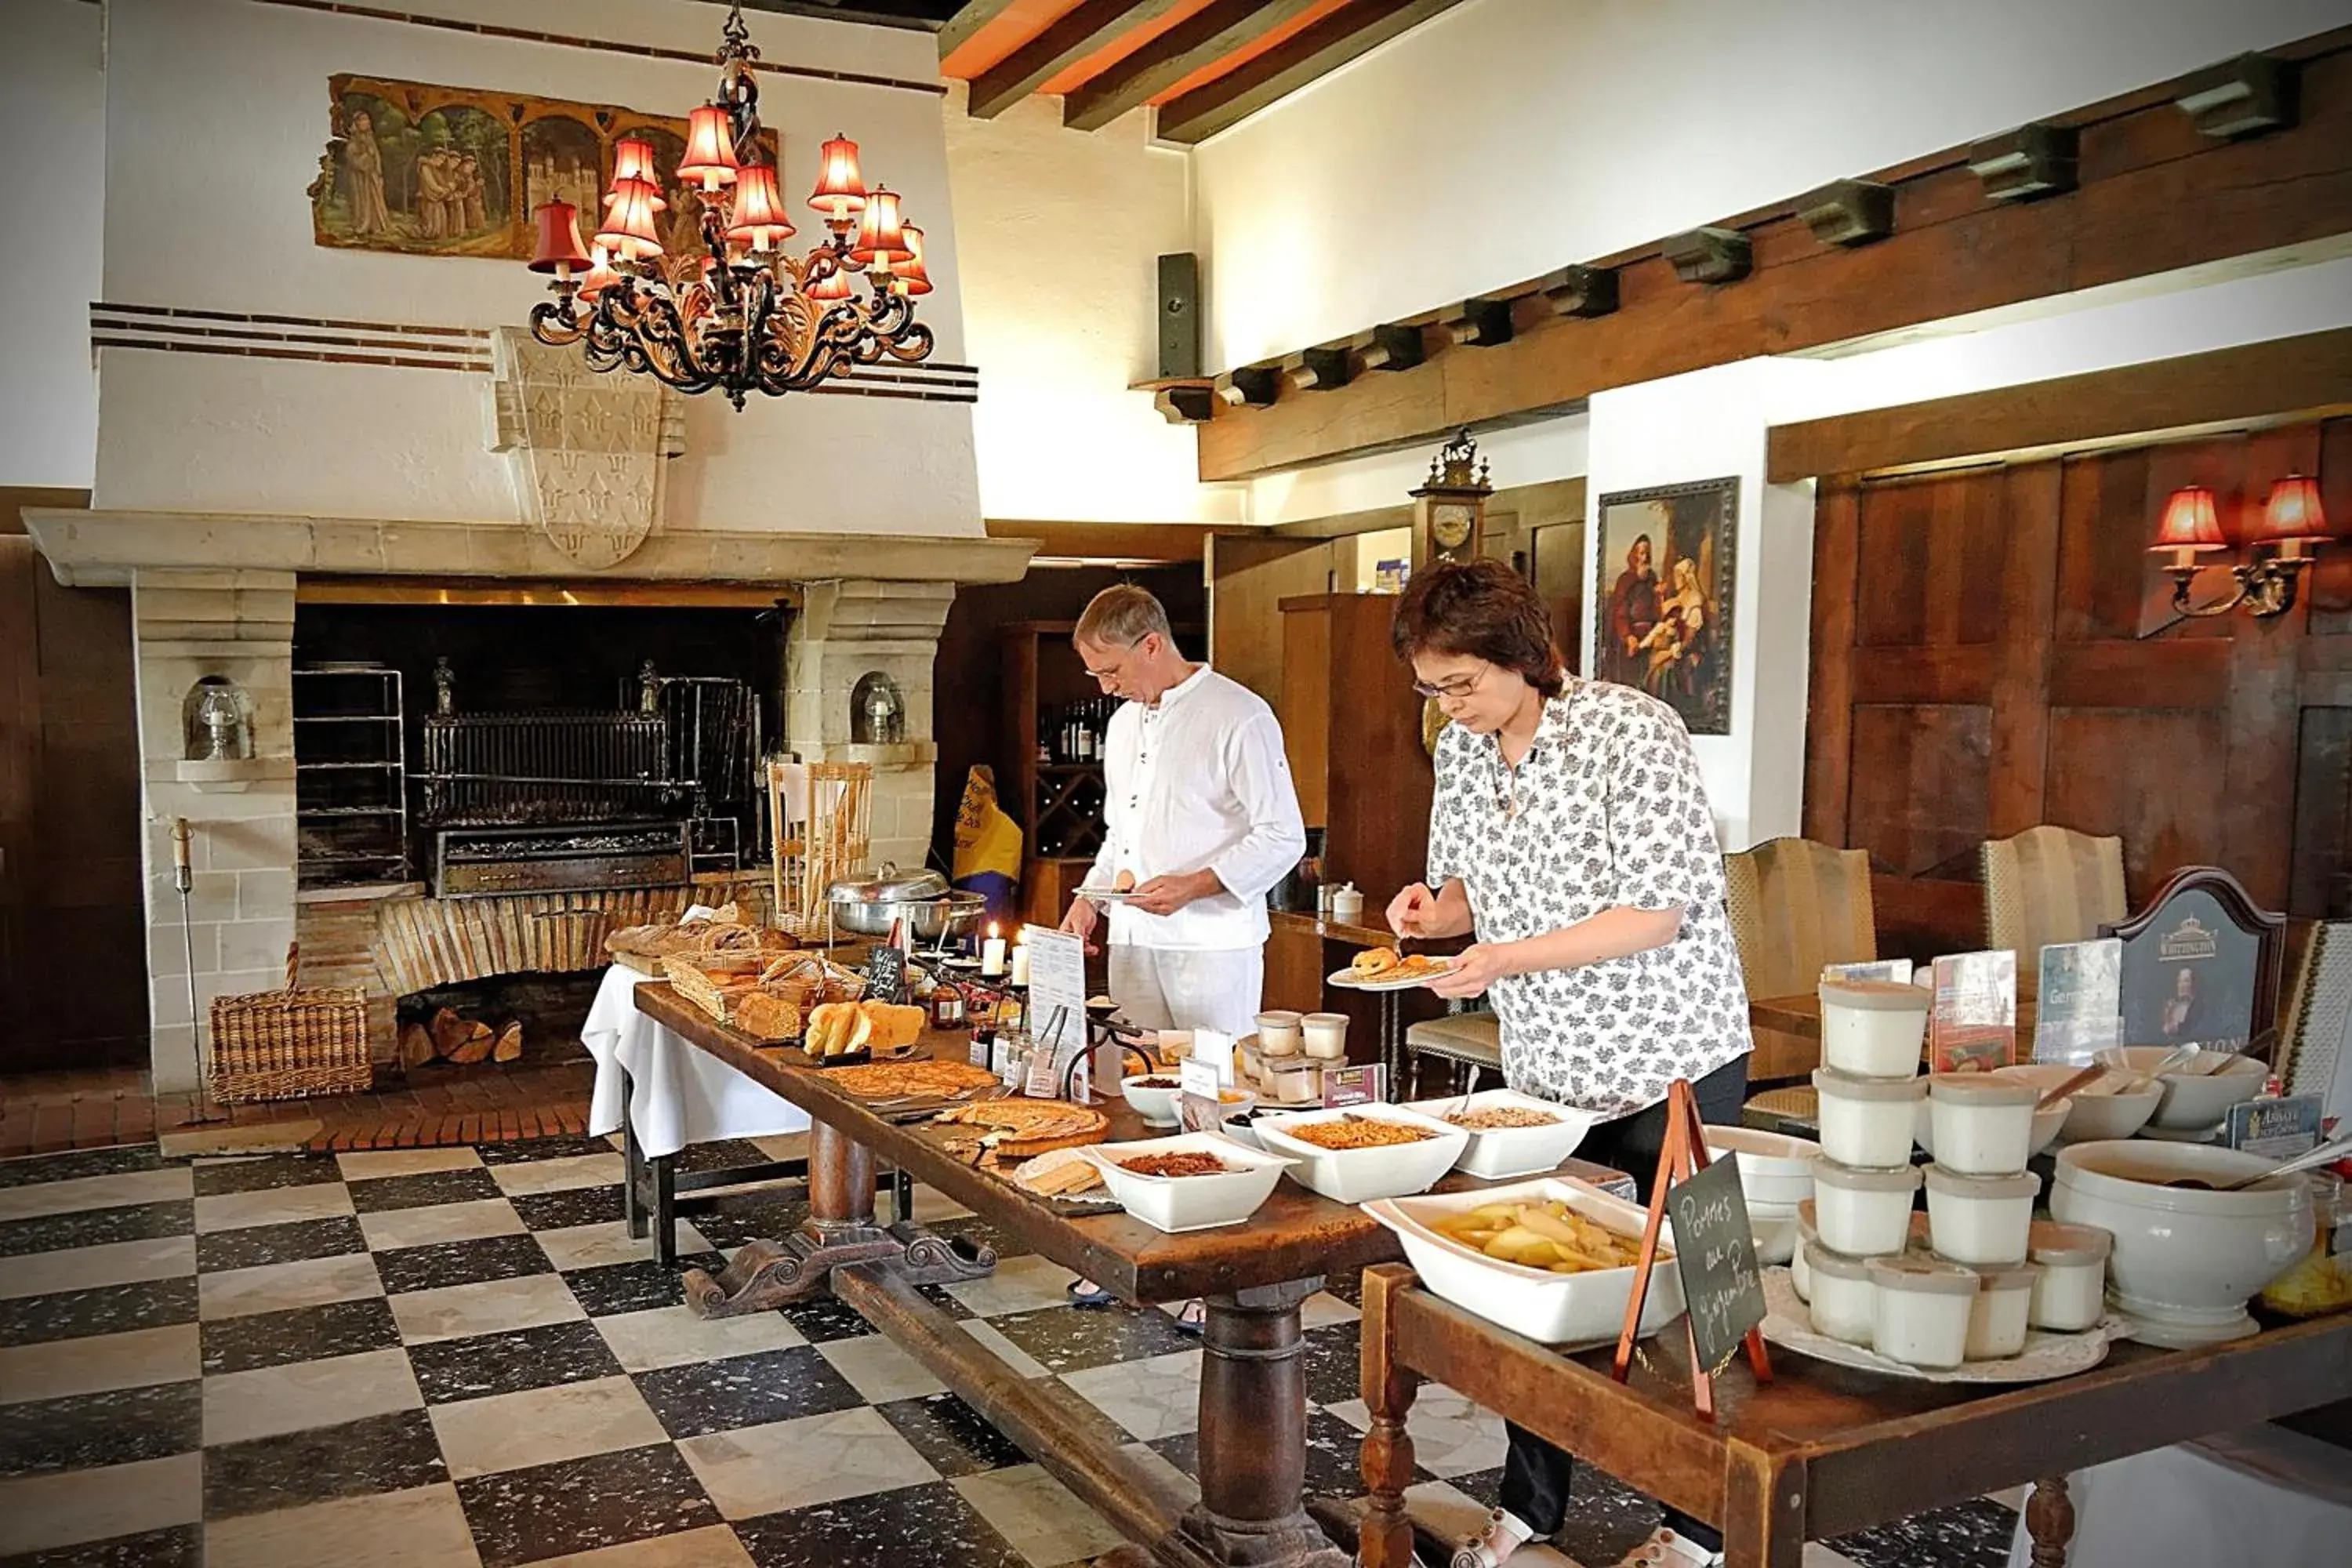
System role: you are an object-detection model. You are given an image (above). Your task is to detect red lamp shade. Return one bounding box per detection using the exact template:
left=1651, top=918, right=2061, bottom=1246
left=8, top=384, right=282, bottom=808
left=890, top=223, right=932, bottom=296
left=726, top=162, right=795, bottom=251
left=677, top=103, right=740, bottom=188
left=2150, top=485, right=2226, bottom=554
left=809, top=133, right=867, bottom=222
left=850, top=186, right=912, bottom=267
left=594, top=176, right=666, bottom=262
left=608, top=139, right=666, bottom=208
left=528, top=199, right=593, bottom=274
left=807, top=261, right=854, bottom=302
left=2260, top=474, right=2328, bottom=543
left=576, top=245, right=622, bottom=303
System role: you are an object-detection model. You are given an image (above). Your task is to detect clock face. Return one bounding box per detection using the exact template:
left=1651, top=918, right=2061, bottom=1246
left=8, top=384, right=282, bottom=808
left=1430, top=501, right=1475, bottom=550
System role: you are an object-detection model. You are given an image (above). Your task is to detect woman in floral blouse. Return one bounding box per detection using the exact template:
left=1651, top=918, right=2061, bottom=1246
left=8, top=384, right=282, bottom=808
left=1387, top=560, right=1751, bottom=1568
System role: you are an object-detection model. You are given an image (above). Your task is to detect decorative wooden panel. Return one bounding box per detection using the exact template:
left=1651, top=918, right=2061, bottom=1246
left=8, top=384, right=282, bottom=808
left=1809, top=417, right=2352, bottom=956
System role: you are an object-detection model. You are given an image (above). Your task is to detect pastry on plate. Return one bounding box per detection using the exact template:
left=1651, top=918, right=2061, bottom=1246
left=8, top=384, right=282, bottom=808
left=1351, top=946, right=1403, bottom=978
left=1113, top=869, right=1138, bottom=892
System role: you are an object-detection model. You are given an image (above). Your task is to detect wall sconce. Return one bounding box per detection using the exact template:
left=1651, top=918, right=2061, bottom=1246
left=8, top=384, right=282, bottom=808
left=2149, top=477, right=2332, bottom=619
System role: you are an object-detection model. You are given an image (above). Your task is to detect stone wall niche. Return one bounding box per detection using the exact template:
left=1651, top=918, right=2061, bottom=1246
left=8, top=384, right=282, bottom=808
left=789, top=580, right=951, bottom=875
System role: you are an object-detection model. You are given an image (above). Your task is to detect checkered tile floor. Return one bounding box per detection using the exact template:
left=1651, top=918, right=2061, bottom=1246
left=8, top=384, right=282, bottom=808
left=0, top=1140, right=2021, bottom=1568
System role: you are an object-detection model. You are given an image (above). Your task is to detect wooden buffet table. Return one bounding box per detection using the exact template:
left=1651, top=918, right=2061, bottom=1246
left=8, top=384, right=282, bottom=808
left=1356, top=1264, right=2352, bottom=1568
left=634, top=982, right=1629, bottom=1568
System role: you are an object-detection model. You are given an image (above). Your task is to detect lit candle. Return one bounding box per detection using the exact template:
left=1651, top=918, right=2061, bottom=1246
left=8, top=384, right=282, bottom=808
left=1008, top=943, right=1030, bottom=987
left=981, top=923, right=1007, bottom=977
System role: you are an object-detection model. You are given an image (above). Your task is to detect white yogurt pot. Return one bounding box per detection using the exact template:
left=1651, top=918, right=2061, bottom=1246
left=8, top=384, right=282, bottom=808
left=1300, top=1012, right=1349, bottom=1061
left=1962, top=1262, right=2042, bottom=1359
left=1810, top=1160, right=1921, bottom=1258
left=1254, top=1011, right=1304, bottom=1055
left=2049, top=1141, right=2314, bottom=1348
left=2026, top=1220, right=2114, bottom=1333
left=1867, top=1254, right=1980, bottom=1369
left=1925, top=1073, right=2043, bottom=1176
left=1805, top=1242, right=1877, bottom=1345
left=1923, top=1164, right=2040, bottom=1267
left=1813, top=1068, right=1929, bottom=1169
left=1792, top=1203, right=1820, bottom=1301
left=1818, top=977, right=1931, bottom=1077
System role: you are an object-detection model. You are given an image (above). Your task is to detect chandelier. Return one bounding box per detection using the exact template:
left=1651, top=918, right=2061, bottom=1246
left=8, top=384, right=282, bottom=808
left=524, top=2, right=932, bottom=409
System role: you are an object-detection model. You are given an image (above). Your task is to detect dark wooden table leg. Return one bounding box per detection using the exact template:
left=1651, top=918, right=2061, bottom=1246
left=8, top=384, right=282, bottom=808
left=650, top=1152, right=677, bottom=1267
left=2025, top=1475, right=2074, bottom=1568
left=1722, top=1439, right=1806, bottom=1568
left=684, top=1118, right=910, bottom=1318
left=1358, top=1265, right=1421, bottom=1568
left=620, top=1069, right=647, bottom=1240
left=1184, top=1279, right=1350, bottom=1568
left=808, top=1118, right=877, bottom=1235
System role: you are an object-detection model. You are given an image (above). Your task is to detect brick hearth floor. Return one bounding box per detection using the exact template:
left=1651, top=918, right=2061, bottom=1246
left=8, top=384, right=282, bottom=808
left=0, top=1060, right=597, bottom=1160
left=0, top=1138, right=2027, bottom=1568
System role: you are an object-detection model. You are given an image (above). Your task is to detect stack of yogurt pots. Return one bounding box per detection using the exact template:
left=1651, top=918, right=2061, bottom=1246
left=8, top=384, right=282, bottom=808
left=1797, top=978, right=2107, bottom=1370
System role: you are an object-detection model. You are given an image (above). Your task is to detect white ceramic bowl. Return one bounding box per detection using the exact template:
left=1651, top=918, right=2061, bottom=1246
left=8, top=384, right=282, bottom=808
left=1910, top=1094, right=2067, bottom=1164
left=1082, top=1133, right=1296, bottom=1233
left=2093, top=1047, right=2266, bottom=1131
left=2049, top=1140, right=2314, bottom=1347
left=1702, top=1125, right=1822, bottom=1208
left=1363, top=1176, right=1685, bottom=1345
left=1992, top=1064, right=2161, bottom=1142
left=1401, top=1089, right=1598, bottom=1179
left=1120, top=1073, right=1186, bottom=1128
left=1748, top=1198, right=1802, bottom=1265
left=1254, top=1105, right=1470, bottom=1203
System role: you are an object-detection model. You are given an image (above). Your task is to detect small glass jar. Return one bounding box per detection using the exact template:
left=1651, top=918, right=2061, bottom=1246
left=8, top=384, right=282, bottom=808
left=1867, top=1255, right=1980, bottom=1369
left=1927, top=1074, right=2041, bottom=1176
left=1817, top=978, right=1931, bottom=1078
left=2027, top=1221, right=2113, bottom=1331
left=1924, top=1164, right=2039, bottom=1267
left=1810, top=1160, right=1921, bottom=1258
left=2258, top=1171, right=2352, bottom=1319
left=1963, top=1262, right=2042, bottom=1359
left=1265, top=1056, right=1322, bottom=1106
left=1812, top=1067, right=1929, bottom=1168
left=1805, top=1242, right=1876, bottom=1345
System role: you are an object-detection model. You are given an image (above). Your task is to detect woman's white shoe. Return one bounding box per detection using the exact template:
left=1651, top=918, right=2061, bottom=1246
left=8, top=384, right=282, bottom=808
left=1613, top=1526, right=1724, bottom=1567
left=1450, top=1507, right=1536, bottom=1568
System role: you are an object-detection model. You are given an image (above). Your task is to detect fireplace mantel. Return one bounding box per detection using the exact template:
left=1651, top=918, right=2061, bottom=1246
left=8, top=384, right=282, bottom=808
left=23, top=509, right=1038, bottom=590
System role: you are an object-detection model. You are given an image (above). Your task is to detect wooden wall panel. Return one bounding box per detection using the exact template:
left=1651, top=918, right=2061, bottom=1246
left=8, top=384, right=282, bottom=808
left=1809, top=417, right=2352, bottom=953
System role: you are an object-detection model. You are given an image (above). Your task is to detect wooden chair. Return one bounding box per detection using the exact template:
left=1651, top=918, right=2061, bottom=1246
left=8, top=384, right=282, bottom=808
left=1402, top=1011, right=1502, bottom=1098
left=1722, top=837, right=1878, bottom=1083
left=1982, top=826, right=2128, bottom=998
left=2276, top=920, right=2350, bottom=1104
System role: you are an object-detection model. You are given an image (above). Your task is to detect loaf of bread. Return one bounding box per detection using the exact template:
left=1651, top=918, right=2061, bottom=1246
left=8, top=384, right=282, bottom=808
left=732, top=992, right=803, bottom=1043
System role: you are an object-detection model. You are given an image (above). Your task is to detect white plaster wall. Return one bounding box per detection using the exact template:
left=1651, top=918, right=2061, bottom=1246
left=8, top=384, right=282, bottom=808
left=1, top=0, right=105, bottom=489
left=91, top=0, right=982, bottom=533
left=942, top=85, right=1238, bottom=524
left=1190, top=0, right=2352, bottom=368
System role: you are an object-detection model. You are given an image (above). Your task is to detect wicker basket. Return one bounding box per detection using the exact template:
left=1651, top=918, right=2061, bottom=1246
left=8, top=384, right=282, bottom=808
left=209, top=943, right=372, bottom=1103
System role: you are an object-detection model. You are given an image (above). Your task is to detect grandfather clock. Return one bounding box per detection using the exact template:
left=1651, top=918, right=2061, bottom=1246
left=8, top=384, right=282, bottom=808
left=1412, top=428, right=1493, bottom=564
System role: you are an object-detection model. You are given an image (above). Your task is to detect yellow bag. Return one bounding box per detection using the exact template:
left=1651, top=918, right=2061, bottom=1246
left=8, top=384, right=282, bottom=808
left=951, top=765, right=1023, bottom=918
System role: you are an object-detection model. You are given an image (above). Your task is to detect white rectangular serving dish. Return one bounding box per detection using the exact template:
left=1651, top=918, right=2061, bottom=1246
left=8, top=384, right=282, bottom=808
left=1401, top=1089, right=1599, bottom=1179
left=1080, top=1132, right=1295, bottom=1233
left=1364, top=1177, right=1686, bottom=1345
left=1252, top=1104, right=1469, bottom=1203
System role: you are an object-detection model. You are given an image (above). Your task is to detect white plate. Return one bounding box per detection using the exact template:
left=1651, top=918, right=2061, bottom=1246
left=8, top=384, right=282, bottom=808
left=1254, top=1105, right=1469, bottom=1203
left=1080, top=1133, right=1294, bottom=1232
left=1364, top=1177, right=1686, bottom=1345
left=1081, top=887, right=1151, bottom=904
left=1327, top=961, right=1454, bottom=992
left=1400, top=1089, right=1599, bottom=1179
left=1757, top=1269, right=2118, bottom=1383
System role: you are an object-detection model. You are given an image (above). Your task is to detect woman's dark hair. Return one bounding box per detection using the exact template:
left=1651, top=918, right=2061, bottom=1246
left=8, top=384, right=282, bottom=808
left=1390, top=558, right=1566, bottom=699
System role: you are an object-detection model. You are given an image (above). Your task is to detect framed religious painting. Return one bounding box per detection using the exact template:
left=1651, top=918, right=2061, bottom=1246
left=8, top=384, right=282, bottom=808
left=1592, top=478, right=1738, bottom=735
left=2103, top=866, right=2286, bottom=1056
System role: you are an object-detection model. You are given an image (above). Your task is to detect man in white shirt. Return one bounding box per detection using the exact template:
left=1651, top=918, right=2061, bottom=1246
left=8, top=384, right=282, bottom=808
left=1059, top=585, right=1306, bottom=1046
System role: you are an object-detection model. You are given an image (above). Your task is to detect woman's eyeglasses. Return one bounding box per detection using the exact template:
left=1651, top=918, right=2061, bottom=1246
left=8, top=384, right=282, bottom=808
left=1410, top=663, right=1490, bottom=700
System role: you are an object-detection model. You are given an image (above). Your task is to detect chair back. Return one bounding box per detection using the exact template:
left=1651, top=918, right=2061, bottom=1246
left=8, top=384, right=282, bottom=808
left=2278, top=920, right=2350, bottom=1105
left=1981, top=826, right=2127, bottom=993
left=1722, top=837, right=1877, bottom=1000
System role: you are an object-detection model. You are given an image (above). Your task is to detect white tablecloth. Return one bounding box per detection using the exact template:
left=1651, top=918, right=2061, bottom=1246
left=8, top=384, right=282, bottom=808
left=582, top=963, right=809, bottom=1161
left=2005, top=1424, right=2352, bottom=1568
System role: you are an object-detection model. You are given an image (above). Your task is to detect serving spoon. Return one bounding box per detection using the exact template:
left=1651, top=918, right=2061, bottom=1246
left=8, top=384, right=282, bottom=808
left=2213, top=1131, right=2352, bottom=1192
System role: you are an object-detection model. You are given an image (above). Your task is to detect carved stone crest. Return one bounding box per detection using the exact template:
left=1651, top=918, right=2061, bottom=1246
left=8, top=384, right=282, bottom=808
left=489, top=327, right=684, bottom=568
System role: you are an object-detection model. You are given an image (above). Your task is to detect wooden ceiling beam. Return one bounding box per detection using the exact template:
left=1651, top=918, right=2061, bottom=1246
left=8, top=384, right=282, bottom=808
left=1062, top=0, right=1323, bottom=133
left=937, top=0, right=1023, bottom=60
left=964, top=0, right=1190, bottom=120
left=1154, top=0, right=1472, bottom=146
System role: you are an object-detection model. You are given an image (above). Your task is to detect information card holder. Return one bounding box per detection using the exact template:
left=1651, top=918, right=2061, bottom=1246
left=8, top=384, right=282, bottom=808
left=1610, top=1079, right=1771, bottom=1422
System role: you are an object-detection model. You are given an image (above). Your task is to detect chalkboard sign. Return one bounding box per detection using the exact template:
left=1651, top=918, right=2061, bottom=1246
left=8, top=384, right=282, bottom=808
left=863, top=945, right=907, bottom=1006
left=1664, top=1153, right=1766, bottom=1376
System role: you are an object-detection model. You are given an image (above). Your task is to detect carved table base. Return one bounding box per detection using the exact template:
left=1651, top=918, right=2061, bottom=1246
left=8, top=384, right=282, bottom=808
left=684, top=1221, right=996, bottom=1318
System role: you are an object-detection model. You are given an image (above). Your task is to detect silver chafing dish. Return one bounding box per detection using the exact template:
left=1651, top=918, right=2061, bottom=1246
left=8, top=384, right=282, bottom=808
left=826, top=863, right=988, bottom=941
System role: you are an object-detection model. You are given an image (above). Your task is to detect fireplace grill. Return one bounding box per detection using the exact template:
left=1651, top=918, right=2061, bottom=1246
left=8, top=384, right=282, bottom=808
left=431, top=821, right=691, bottom=898
left=419, top=712, right=682, bottom=827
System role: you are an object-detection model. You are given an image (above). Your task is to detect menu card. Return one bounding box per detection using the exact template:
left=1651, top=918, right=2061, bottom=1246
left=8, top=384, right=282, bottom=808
left=2228, top=1094, right=2321, bottom=1160
left=1178, top=1058, right=1226, bottom=1134
left=1929, top=950, right=2017, bottom=1073
left=1319, top=1065, right=1382, bottom=1109
left=2033, top=938, right=2122, bottom=1065
left=1020, top=927, right=1088, bottom=1100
